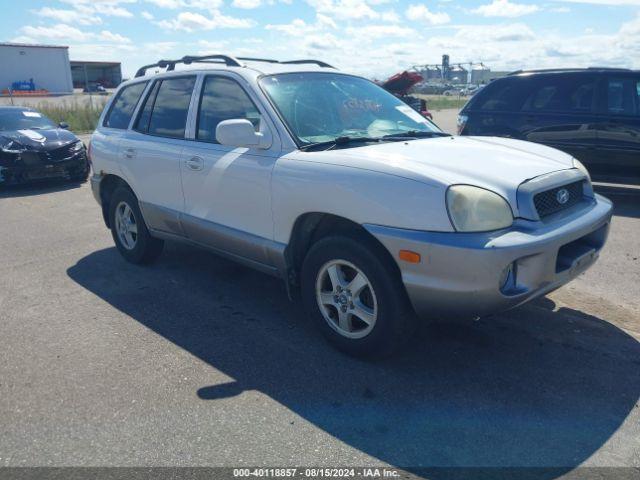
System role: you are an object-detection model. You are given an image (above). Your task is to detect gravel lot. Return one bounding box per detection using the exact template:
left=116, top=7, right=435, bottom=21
left=0, top=144, right=639, bottom=474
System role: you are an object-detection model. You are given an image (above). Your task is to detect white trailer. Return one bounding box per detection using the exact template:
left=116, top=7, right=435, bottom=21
left=0, top=43, right=74, bottom=94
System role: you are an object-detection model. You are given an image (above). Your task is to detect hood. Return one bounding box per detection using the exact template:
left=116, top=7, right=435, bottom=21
left=0, top=128, right=78, bottom=152
left=290, top=135, right=576, bottom=211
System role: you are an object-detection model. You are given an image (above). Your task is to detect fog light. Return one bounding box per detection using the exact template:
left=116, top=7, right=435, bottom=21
left=499, top=262, right=516, bottom=291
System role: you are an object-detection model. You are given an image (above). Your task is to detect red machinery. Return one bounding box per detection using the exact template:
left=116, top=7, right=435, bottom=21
left=381, top=71, right=432, bottom=120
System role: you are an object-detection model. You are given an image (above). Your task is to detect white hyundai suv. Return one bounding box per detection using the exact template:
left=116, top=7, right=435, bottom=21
left=89, top=55, right=613, bottom=357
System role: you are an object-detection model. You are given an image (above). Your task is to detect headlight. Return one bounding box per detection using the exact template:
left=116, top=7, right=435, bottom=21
left=573, top=158, right=591, bottom=182
left=446, top=185, right=513, bottom=232
left=70, top=141, right=84, bottom=152
left=1, top=140, right=24, bottom=154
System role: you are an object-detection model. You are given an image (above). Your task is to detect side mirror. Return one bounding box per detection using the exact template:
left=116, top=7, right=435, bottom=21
left=216, top=119, right=263, bottom=149
left=58, top=122, right=69, bottom=129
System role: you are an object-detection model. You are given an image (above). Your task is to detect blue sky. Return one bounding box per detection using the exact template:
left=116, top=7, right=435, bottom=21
left=4, top=0, right=640, bottom=79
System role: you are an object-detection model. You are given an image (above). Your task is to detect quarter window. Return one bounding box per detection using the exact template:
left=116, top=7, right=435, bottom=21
left=143, top=76, right=196, bottom=139
left=197, top=76, right=261, bottom=143
left=103, top=82, right=147, bottom=129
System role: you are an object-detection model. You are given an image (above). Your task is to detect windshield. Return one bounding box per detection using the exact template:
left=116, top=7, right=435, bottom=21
left=260, top=73, right=442, bottom=146
left=0, top=110, right=57, bottom=131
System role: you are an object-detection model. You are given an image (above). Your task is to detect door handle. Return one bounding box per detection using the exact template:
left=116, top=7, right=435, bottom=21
left=185, top=156, right=204, bottom=171
left=123, top=148, right=136, bottom=159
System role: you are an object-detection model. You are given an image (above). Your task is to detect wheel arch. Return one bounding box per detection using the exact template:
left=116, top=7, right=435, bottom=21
left=98, top=174, right=134, bottom=228
left=284, top=212, right=402, bottom=290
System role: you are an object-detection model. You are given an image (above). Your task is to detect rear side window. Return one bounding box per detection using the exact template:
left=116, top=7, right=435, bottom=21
left=196, top=76, right=261, bottom=143
left=522, top=75, right=596, bottom=113
left=104, top=82, right=147, bottom=129
left=606, top=77, right=640, bottom=117
left=136, top=76, right=196, bottom=139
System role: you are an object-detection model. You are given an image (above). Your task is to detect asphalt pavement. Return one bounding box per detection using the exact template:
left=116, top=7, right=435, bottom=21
left=0, top=156, right=639, bottom=476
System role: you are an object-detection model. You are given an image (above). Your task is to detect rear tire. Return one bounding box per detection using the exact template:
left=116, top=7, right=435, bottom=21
left=301, top=235, right=415, bottom=358
left=109, top=186, right=164, bottom=264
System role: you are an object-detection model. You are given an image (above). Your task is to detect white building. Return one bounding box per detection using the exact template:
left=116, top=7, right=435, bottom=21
left=0, top=43, right=74, bottom=94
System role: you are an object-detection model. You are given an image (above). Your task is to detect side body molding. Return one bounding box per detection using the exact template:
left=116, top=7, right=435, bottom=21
left=140, top=202, right=287, bottom=279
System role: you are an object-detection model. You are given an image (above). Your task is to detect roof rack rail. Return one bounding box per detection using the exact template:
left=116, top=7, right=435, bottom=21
left=134, top=55, right=335, bottom=78
left=135, top=54, right=243, bottom=78
left=509, top=66, right=632, bottom=76
left=281, top=59, right=335, bottom=68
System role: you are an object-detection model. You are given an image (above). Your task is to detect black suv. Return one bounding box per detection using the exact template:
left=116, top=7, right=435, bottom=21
left=458, top=68, right=640, bottom=183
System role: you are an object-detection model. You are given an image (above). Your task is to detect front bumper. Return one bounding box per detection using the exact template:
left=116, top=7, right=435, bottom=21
left=365, top=194, right=613, bottom=319
left=0, top=154, right=88, bottom=185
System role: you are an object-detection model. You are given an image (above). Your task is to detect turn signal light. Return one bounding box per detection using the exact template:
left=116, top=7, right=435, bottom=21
left=399, top=250, right=421, bottom=263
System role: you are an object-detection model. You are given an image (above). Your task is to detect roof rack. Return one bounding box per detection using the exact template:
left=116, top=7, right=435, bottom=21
left=135, top=54, right=243, bottom=78
left=134, top=55, right=335, bottom=78
left=509, top=67, right=633, bottom=76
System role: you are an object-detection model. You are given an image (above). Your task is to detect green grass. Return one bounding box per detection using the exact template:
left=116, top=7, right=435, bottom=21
left=412, top=94, right=468, bottom=111
left=17, top=98, right=110, bottom=134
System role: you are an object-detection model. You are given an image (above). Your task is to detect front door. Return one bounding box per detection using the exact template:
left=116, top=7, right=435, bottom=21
left=179, top=74, right=281, bottom=267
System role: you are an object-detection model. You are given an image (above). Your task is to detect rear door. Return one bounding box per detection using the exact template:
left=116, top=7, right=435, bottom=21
left=594, top=74, right=640, bottom=182
left=118, top=75, right=197, bottom=236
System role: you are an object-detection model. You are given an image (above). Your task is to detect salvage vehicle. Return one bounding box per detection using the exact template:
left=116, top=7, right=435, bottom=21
left=458, top=68, right=640, bottom=183
left=0, top=106, right=89, bottom=185
left=380, top=70, right=433, bottom=119
left=89, top=55, right=613, bottom=357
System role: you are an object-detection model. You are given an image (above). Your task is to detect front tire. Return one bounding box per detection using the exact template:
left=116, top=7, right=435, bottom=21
left=301, top=235, right=414, bottom=358
left=109, top=186, right=164, bottom=264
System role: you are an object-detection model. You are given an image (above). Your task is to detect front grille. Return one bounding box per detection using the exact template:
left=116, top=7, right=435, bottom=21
left=41, top=142, right=82, bottom=163
left=534, top=181, right=584, bottom=218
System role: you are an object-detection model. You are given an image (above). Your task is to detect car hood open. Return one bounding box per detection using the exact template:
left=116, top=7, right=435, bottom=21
left=291, top=135, right=576, bottom=209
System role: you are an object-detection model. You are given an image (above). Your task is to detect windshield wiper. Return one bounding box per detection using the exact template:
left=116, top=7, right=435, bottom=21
left=299, top=136, right=382, bottom=152
left=382, top=130, right=451, bottom=140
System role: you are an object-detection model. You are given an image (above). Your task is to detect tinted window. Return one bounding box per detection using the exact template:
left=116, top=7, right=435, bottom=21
left=134, top=81, right=160, bottom=133
left=147, top=77, right=196, bottom=138
left=606, top=77, right=639, bottom=117
left=104, top=82, right=147, bottom=129
left=473, top=79, right=530, bottom=111
left=197, top=77, right=260, bottom=142
left=522, top=75, right=596, bottom=113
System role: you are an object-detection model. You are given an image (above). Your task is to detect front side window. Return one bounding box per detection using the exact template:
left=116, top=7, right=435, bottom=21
left=104, top=82, right=147, bottom=129
left=197, top=77, right=261, bottom=143
left=260, top=73, right=441, bottom=145
left=606, top=77, right=639, bottom=117
left=144, top=76, right=196, bottom=139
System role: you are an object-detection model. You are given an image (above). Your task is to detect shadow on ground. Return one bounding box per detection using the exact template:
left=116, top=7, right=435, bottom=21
left=0, top=179, right=84, bottom=198
left=67, top=243, right=640, bottom=478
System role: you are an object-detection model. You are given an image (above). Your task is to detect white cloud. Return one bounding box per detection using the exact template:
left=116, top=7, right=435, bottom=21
left=33, top=7, right=102, bottom=25
left=345, top=24, right=416, bottom=38
left=21, top=24, right=92, bottom=42
left=232, top=0, right=262, bottom=8
left=19, top=23, right=132, bottom=44
left=145, top=0, right=224, bottom=8
left=98, top=30, right=132, bottom=43
left=472, top=0, right=540, bottom=18
left=306, top=0, right=380, bottom=20
left=556, top=0, right=640, bottom=4
left=405, top=4, right=450, bottom=24
left=141, top=10, right=154, bottom=19
left=157, top=11, right=255, bottom=31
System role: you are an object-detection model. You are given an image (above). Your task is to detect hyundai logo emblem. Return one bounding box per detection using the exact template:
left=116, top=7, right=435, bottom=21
left=556, top=188, right=570, bottom=205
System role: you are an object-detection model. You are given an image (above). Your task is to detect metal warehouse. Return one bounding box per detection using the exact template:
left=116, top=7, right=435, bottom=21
left=71, top=61, right=122, bottom=89
left=0, top=43, right=74, bottom=94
